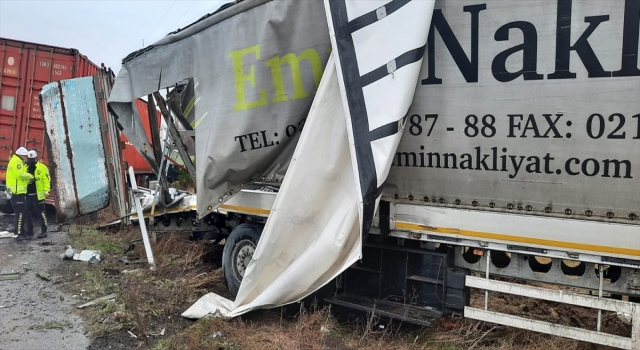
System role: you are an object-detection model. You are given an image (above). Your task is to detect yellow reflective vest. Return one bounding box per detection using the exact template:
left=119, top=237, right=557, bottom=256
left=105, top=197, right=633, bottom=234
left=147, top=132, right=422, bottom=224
left=6, top=154, right=34, bottom=195
left=34, top=162, right=51, bottom=200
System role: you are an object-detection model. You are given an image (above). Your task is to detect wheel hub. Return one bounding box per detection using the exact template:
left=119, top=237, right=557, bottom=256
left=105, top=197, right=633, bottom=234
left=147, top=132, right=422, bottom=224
left=233, top=239, right=256, bottom=279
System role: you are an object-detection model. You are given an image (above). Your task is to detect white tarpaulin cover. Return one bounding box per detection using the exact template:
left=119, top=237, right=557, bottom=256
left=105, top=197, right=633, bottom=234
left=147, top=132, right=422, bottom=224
left=182, top=0, right=435, bottom=318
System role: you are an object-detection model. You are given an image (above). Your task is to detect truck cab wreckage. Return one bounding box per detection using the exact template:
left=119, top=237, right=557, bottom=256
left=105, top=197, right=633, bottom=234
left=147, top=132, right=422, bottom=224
left=40, top=1, right=640, bottom=348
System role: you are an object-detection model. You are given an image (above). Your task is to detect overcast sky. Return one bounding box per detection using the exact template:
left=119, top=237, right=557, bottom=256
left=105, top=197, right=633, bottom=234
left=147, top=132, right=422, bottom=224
left=0, top=0, right=229, bottom=74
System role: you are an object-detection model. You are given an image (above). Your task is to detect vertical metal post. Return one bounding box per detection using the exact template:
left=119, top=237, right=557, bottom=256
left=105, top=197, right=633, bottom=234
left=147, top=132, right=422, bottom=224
left=597, top=265, right=604, bottom=332
left=129, top=166, right=155, bottom=270
left=632, top=303, right=640, bottom=349
left=485, top=250, right=491, bottom=311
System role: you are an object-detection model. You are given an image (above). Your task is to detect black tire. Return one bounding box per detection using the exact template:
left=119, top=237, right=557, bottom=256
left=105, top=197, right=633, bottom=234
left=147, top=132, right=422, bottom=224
left=0, top=202, right=14, bottom=214
left=222, top=223, right=262, bottom=297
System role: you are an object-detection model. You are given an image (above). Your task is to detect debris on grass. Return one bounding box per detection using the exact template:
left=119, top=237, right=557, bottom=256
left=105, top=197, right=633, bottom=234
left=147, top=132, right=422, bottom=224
left=77, top=293, right=117, bottom=309
left=60, top=245, right=76, bottom=260
left=73, top=250, right=101, bottom=263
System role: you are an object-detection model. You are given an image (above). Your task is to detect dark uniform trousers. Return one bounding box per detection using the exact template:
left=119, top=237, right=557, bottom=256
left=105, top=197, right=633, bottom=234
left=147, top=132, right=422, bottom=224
left=25, top=193, right=47, bottom=235
left=10, top=194, right=27, bottom=236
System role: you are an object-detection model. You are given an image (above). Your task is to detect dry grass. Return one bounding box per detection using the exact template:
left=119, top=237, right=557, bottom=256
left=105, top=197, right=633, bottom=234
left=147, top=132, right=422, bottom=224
left=154, top=303, right=339, bottom=350
left=59, top=226, right=623, bottom=350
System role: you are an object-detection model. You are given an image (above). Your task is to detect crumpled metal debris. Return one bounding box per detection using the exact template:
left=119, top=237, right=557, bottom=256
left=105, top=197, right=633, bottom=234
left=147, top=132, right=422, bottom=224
left=59, top=245, right=101, bottom=263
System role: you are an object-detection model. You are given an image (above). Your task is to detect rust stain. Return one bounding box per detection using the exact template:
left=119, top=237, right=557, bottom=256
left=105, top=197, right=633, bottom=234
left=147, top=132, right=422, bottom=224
left=57, top=81, right=82, bottom=221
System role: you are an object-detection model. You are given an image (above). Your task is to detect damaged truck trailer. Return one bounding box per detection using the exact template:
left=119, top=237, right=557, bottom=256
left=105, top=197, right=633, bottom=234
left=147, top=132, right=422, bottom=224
left=58, top=0, right=639, bottom=348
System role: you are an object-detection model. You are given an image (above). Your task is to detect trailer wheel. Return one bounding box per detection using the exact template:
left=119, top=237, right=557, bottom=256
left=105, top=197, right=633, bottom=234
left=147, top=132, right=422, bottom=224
left=223, top=223, right=262, bottom=297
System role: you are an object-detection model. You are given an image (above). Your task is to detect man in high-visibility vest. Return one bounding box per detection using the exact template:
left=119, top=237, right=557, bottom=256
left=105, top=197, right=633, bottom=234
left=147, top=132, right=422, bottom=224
left=6, top=147, right=34, bottom=240
left=25, top=150, right=51, bottom=239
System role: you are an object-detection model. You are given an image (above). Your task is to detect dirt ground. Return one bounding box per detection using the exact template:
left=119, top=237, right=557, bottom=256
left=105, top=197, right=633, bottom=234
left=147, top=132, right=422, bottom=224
left=2, top=215, right=634, bottom=349
left=0, top=213, right=90, bottom=350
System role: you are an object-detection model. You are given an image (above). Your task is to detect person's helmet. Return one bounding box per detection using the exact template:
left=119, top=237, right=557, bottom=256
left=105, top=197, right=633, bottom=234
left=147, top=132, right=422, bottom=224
left=28, top=150, right=37, bottom=159
left=16, top=147, right=29, bottom=156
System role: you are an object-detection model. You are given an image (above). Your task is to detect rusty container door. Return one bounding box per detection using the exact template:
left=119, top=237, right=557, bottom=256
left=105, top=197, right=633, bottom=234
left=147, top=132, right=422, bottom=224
left=41, top=76, right=109, bottom=221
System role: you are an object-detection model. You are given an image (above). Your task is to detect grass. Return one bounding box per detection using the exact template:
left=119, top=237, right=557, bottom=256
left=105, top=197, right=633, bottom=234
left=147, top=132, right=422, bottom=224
left=68, top=225, right=126, bottom=254
left=59, top=225, right=613, bottom=350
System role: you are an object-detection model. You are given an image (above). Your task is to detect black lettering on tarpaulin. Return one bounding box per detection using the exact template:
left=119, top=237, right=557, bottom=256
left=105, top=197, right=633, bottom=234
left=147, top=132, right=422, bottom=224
left=460, top=153, right=473, bottom=169
left=522, top=114, right=542, bottom=138
left=508, top=114, right=523, bottom=137
left=509, top=155, right=526, bottom=178
left=443, top=153, right=458, bottom=169
left=422, top=4, right=487, bottom=85
left=548, top=0, right=611, bottom=79
left=260, top=130, right=275, bottom=148
left=492, top=21, right=543, bottom=82
left=613, top=0, right=640, bottom=77
left=491, top=147, right=498, bottom=171
left=396, top=152, right=417, bottom=167
left=542, top=114, right=563, bottom=138
left=427, top=152, right=440, bottom=168
left=475, top=146, right=491, bottom=170
left=526, top=156, right=541, bottom=174
left=566, top=158, right=580, bottom=175
left=248, top=132, right=262, bottom=150
left=602, top=159, right=633, bottom=178
left=234, top=135, right=248, bottom=152
left=582, top=158, right=600, bottom=176
left=500, top=147, right=508, bottom=172
left=543, top=154, right=555, bottom=174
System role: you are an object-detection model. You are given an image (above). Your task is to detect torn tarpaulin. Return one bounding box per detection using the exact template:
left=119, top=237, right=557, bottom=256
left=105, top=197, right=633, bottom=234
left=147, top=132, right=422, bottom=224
left=182, top=0, right=435, bottom=318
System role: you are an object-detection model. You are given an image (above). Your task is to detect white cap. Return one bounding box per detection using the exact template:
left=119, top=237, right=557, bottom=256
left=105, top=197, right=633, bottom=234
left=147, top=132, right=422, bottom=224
left=28, top=150, right=37, bottom=159
left=16, top=147, right=29, bottom=156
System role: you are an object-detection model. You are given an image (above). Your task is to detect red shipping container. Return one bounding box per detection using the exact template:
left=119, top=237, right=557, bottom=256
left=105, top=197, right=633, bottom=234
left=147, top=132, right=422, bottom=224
left=125, top=98, right=162, bottom=175
left=0, top=38, right=99, bottom=177
left=0, top=38, right=157, bottom=187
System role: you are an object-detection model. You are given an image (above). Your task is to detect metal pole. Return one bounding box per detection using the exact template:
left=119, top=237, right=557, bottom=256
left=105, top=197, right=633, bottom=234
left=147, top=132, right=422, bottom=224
left=129, top=166, right=155, bottom=270
left=597, top=265, right=605, bottom=332
left=485, top=250, right=491, bottom=311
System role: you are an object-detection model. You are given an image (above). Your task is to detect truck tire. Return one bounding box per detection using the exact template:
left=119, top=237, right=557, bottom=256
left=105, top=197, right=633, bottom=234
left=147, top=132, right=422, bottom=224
left=222, top=223, right=262, bottom=297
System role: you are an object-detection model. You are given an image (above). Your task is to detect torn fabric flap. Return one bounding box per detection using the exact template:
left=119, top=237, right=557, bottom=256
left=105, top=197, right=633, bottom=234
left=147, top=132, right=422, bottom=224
left=325, top=0, right=435, bottom=236
left=183, top=0, right=435, bottom=319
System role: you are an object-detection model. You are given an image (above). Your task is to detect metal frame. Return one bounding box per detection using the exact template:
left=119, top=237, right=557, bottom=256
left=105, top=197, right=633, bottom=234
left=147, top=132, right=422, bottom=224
left=453, top=247, right=640, bottom=298
left=465, top=275, right=640, bottom=349
left=385, top=203, right=640, bottom=266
